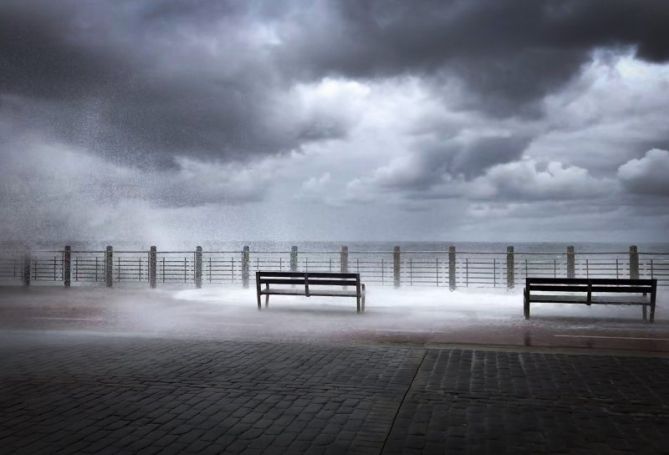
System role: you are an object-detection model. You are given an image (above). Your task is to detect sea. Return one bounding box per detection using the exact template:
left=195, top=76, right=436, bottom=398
left=1, top=240, right=668, bottom=254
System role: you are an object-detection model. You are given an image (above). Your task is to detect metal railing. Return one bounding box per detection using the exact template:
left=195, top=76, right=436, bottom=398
left=0, top=245, right=667, bottom=289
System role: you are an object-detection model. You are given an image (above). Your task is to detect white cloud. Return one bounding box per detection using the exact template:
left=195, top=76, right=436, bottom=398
left=533, top=52, right=669, bottom=173
left=301, top=172, right=331, bottom=193
left=618, top=149, right=669, bottom=196
left=469, top=159, right=612, bottom=201
left=369, top=155, right=431, bottom=189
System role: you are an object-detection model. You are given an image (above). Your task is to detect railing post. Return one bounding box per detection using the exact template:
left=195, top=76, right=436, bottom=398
left=493, top=258, right=496, bottom=288
left=340, top=246, right=348, bottom=273
left=629, top=245, right=639, bottom=279
left=63, top=245, right=71, bottom=287
left=290, top=246, right=298, bottom=272
left=449, top=246, right=456, bottom=290
left=465, top=258, right=469, bottom=287
left=23, top=250, right=31, bottom=287
left=393, top=246, right=400, bottom=288
left=241, top=246, right=250, bottom=288
left=195, top=246, right=203, bottom=288
left=506, top=246, right=514, bottom=289
left=105, top=246, right=113, bottom=287
left=567, top=246, right=575, bottom=279
left=149, top=246, right=157, bottom=289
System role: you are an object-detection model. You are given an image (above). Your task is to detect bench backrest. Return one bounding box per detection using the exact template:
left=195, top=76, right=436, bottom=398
left=257, top=271, right=360, bottom=286
left=526, top=277, right=656, bottom=294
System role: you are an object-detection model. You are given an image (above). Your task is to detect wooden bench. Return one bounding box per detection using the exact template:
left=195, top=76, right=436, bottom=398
left=524, top=277, right=657, bottom=322
left=256, top=271, right=366, bottom=313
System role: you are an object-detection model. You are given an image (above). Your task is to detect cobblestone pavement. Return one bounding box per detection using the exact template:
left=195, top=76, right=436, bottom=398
left=1, top=331, right=669, bottom=454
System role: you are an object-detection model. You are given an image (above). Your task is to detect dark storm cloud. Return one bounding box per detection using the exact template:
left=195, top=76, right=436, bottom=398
left=0, top=3, right=126, bottom=100
left=442, top=135, right=531, bottom=179
left=279, top=0, right=669, bottom=114
left=0, top=0, right=344, bottom=165
left=1, top=0, right=668, bottom=163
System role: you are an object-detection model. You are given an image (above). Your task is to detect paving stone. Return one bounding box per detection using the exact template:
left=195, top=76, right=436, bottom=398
left=1, top=333, right=668, bottom=454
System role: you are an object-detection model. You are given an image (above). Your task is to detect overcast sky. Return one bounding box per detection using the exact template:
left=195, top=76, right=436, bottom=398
left=1, top=0, right=669, bottom=244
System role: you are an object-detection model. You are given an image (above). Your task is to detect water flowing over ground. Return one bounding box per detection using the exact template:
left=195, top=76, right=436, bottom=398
left=2, top=281, right=669, bottom=454
left=1, top=286, right=668, bottom=353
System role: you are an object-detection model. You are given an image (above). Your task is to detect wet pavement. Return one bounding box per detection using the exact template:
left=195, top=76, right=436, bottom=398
left=0, top=286, right=668, bottom=353
left=2, top=331, right=669, bottom=454
left=1, top=286, right=669, bottom=453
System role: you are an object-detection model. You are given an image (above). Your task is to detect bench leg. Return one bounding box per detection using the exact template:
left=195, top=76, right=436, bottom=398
left=257, top=292, right=261, bottom=310
left=361, top=286, right=366, bottom=313
left=523, top=289, right=530, bottom=320
left=650, top=303, right=655, bottom=323
left=265, top=294, right=270, bottom=308
left=356, top=295, right=360, bottom=313
left=642, top=304, right=648, bottom=322
left=650, top=287, right=656, bottom=323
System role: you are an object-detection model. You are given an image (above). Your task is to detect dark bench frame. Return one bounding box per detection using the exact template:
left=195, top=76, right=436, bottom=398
left=524, top=277, right=657, bottom=322
left=256, top=271, right=366, bottom=313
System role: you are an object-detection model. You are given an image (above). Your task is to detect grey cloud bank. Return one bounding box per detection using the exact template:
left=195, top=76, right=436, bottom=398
left=618, top=149, right=669, bottom=197
left=1, top=0, right=668, bottom=243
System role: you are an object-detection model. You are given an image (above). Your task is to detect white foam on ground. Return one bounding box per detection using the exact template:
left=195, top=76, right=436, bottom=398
left=174, top=285, right=663, bottom=320
left=1, top=285, right=668, bottom=345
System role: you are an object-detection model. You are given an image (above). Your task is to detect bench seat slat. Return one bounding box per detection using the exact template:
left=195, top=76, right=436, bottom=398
left=526, top=278, right=655, bottom=285
left=531, top=295, right=649, bottom=304
left=591, top=296, right=650, bottom=304
left=257, top=272, right=360, bottom=279
left=259, top=289, right=358, bottom=297
left=259, top=279, right=359, bottom=286
left=529, top=285, right=652, bottom=293
left=588, top=286, right=652, bottom=293
left=529, top=285, right=591, bottom=292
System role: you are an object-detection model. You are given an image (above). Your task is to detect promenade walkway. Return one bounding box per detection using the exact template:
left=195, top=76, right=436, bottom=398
left=2, top=331, right=669, bottom=454
left=1, top=287, right=669, bottom=453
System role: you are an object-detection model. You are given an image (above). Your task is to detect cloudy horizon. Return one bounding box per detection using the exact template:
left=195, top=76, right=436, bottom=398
left=1, top=0, right=669, bottom=244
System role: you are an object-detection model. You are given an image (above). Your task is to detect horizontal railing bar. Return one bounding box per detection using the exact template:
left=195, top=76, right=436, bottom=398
left=17, top=250, right=669, bottom=258
left=204, top=251, right=289, bottom=254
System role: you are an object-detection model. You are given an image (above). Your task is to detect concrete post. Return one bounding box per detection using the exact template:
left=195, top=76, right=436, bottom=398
left=629, top=245, right=639, bottom=279
left=241, top=246, right=250, bottom=288
left=290, top=246, right=298, bottom=272
left=105, top=246, right=113, bottom=287
left=393, top=246, right=401, bottom=288
left=340, top=246, right=348, bottom=273
left=195, top=246, right=203, bottom=288
left=567, top=246, right=575, bottom=279
left=449, top=246, right=456, bottom=290
left=64, top=245, right=71, bottom=287
left=506, top=246, right=514, bottom=289
left=149, top=246, right=157, bottom=288
left=23, top=251, right=31, bottom=287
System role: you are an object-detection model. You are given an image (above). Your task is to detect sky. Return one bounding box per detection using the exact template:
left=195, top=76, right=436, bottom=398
left=1, top=0, right=669, bottom=244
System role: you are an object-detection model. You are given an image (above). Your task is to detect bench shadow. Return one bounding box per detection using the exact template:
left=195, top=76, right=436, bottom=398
left=527, top=315, right=658, bottom=325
